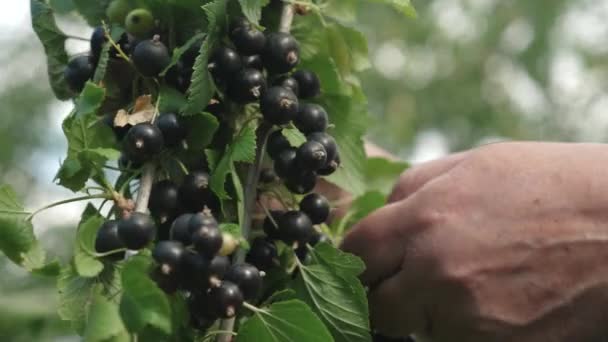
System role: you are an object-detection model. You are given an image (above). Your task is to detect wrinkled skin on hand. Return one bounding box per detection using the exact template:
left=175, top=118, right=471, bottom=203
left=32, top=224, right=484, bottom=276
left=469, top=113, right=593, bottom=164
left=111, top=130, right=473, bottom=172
left=342, top=142, right=608, bottom=342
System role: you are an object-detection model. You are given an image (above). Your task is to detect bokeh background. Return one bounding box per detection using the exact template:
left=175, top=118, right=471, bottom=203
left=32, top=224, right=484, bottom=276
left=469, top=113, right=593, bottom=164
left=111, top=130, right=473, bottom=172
left=2, top=0, right=608, bottom=340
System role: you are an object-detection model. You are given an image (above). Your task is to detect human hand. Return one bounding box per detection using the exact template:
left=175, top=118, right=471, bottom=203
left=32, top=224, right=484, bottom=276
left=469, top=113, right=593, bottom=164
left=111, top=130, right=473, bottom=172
left=342, top=142, right=608, bottom=341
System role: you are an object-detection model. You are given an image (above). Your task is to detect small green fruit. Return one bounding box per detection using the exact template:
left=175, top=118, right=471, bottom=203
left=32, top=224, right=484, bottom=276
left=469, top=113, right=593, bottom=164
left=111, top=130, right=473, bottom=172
left=125, top=8, right=155, bottom=37
left=106, top=0, right=131, bottom=24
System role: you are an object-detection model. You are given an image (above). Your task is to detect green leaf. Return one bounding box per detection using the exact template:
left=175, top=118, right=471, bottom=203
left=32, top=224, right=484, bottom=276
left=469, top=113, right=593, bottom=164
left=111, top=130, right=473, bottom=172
left=159, top=85, right=188, bottom=113
left=72, top=0, right=111, bottom=26
left=30, top=0, right=71, bottom=100
left=49, top=0, right=76, bottom=14
left=281, top=127, right=306, bottom=147
left=341, top=191, right=386, bottom=229
left=365, top=0, right=417, bottom=18
left=84, top=294, right=128, bottom=342
left=161, top=32, right=206, bottom=76
left=238, top=0, right=270, bottom=24
left=364, top=157, right=409, bottom=195
left=182, top=112, right=220, bottom=150
left=74, top=208, right=105, bottom=278
left=237, top=300, right=334, bottom=342
left=93, top=42, right=111, bottom=83
left=57, top=264, right=100, bottom=333
left=210, top=125, right=256, bottom=199
left=327, top=22, right=371, bottom=74
left=184, top=0, right=228, bottom=115
left=292, top=244, right=371, bottom=342
left=120, top=255, right=172, bottom=334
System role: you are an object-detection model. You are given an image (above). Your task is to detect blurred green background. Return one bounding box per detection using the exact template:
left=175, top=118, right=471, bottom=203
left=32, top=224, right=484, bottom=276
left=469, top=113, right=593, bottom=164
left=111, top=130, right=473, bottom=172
left=2, top=0, right=608, bottom=340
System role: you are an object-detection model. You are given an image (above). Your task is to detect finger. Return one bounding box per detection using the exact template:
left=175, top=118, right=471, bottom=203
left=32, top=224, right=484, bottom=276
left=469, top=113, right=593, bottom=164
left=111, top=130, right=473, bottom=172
left=388, top=152, right=468, bottom=203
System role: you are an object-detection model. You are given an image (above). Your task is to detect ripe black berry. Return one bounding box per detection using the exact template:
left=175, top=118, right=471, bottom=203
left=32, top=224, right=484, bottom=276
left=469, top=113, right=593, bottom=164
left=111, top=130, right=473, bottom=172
left=179, top=171, right=217, bottom=212
left=309, top=231, right=331, bottom=246
left=181, top=251, right=209, bottom=290
left=64, top=55, right=94, bottom=92
left=300, top=193, right=330, bottom=224
left=273, top=147, right=297, bottom=179
left=246, top=238, right=278, bottom=271
left=267, top=130, right=291, bottom=160
left=242, top=55, right=263, bottom=70
left=117, top=212, right=156, bottom=250
left=307, top=132, right=338, bottom=163
left=155, top=113, right=186, bottom=148
left=90, top=26, right=106, bottom=62
left=209, top=46, right=242, bottom=83
left=225, top=264, right=262, bottom=300
left=125, top=8, right=155, bottom=37
left=263, top=211, right=284, bottom=240
left=123, top=123, right=164, bottom=163
left=295, top=103, right=329, bottom=134
left=296, top=141, right=327, bottom=171
left=229, top=18, right=267, bottom=56
left=278, top=211, right=314, bottom=245
left=261, top=86, right=299, bottom=125
left=262, top=32, right=300, bottom=74
left=317, top=152, right=341, bottom=176
left=151, top=267, right=181, bottom=294
left=132, top=36, right=170, bottom=77
left=152, top=241, right=186, bottom=275
left=95, top=220, right=125, bottom=260
left=292, top=70, right=321, bottom=99
left=227, top=68, right=267, bottom=104
left=208, top=255, right=230, bottom=284
left=188, top=291, right=218, bottom=325
left=259, top=168, right=277, bottom=184
left=273, top=76, right=300, bottom=97
left=170, top=213, right=194, bottom=245
left=148, top=180, right=180, bottom=223
left=191, top=217, right=223, bottom=258
left=285, top=171, right=317, bottom=195
left=209, top=281, right=244, bottom=318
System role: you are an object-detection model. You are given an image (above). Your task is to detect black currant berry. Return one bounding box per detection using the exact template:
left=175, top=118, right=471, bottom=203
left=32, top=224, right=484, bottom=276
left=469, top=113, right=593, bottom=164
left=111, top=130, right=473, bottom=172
left=90, top=26, right=106, bottom=62
left=259, top=168, right=277, bottom=184
left=181, top=251, right=210, bottom=290
left=263, top=210, right=284, bottom=240
left=242, top=55, right=263, bottom=70
left=278, top=211, right=314, bottom=245
left=285, top=170, right=317, bottom=195
left=157, top=219, right=172, bottom=241
left=227, top=68, right=267, bottom=104
left=191, top=218, right=223, bottom=258
left=179, top=171, right=217, bottom=212
left=309, top=231, right=331, bottom=246
left=230, top=18, right=267, bottom=56
left=208, top=255, right=231, bottom=284
left=170, top=213, right=194, bottom=245
left=123, top=123, right=164, bottom=163
left=95, top=220, right=125, bottom=260
left=317, top=152, right=341, bottom=176
left=225, top=264, right=262, bottom=301
left=273, top=76, right=300, bottom=97
left=152, top=240, right=186, bottom=275
left=209, top=46, right=242, bottom=83
left=273, top=147, right=297, bottom=179
left=64, top=55, right=94, bottom=92
left=148, top=180, right=180, bottom=223
left=132, top=36, right=170, bottom=77
left=261, top=86, right=299, bottom=125
left=117, top=212, right=156, bottom=250
left=307, top=132, right=338, bottom=163
left=292, top=70, right=321, bottom=99
left=188, top=292, right=218, bottom=326
left=295, top=103, right=328, bottom=135
left=151, top=267, right=181, bottom=294
left=156, top=112, right=186, bottom=148
left=262, top=32, right=300, bottom=74
left=125, top=8, right=155, bottom=37
left=246, top=238, right=278, bottom=271
left=118, top=152, right=142, bottom=170
left=296, top=140, right=328, bottom=171
left=267, top=130, right=291, bottom=160
left=300, top=193, right=330, bottom=224
left=209, top=281, right=244, bottom=318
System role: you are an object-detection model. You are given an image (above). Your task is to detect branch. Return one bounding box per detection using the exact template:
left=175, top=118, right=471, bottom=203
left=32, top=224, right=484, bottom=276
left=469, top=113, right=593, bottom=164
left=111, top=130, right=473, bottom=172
left=134, top=163, right=156, bottom=213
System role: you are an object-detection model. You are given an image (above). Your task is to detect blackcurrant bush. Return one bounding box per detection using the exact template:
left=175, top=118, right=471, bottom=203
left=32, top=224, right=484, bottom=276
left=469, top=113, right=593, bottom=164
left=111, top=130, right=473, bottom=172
left=170, top=213, right=194, bottom=245
left=317, top=152, right=341, bottom=176
left=152, top=241, right=186, bottom=275
left=208, top=255, right=230, bottom=286
left=218, top=233, right=239, bottom=257
left=296, top=140, right=328, bottom=171
left=273, top=76, right=300, bottom=97
left=229, top=18, right=267, bottom=56
left=90, top=26, right=106, bottom=62
left=307, top=132, right=338, bottom=163
left=242, top=55, right=263, bottom=71
left=295, top=103, right=328, bottom=135
left=181, top=251, right=209, bottom=290
left=263, top=210, right=284, bottom=240
left=259, top=168, right=278, bottom=184
left=123, top=123, right=164, bottom=163
left=261, top=86, right=299, bottom=125
left=285, top=170, right=317, bottom=195
left=278, top=211, right=314, bottom=245
left=148, top=180, right=180, bottom=223
left=156, top=112, right=186, bottom=148
left=292, top=70, right=321, bottom=99
left=246, top=237, right=278, bottom=271
left=273, top=147, right=297, bottom=179
left=107, top=0, right=131, bottom=24
left=300, top=193, right=330, bottom=224
left=209, top=281, right=244, bottom=318
left=179, top=171, right=217, bottom=212
left=95, top=220, right=125, bottom=260
left=208, top=46, right=242, bottom=83
left=117, top=212, right=156, bottom=250
left=262, top=32, right=300, bottom=74
left=125, top=8, right=155, bottom=37
left=132, top=36, right=170, bottom=77
left=267, top=130, right=291, bottom=160
left=227, top=68, right=267, bottom=104
left=64, top=55, right=94, bottom=92
left=225, top=264, right=262, bottom=301
left=191, top=219, right=223, bottom=258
